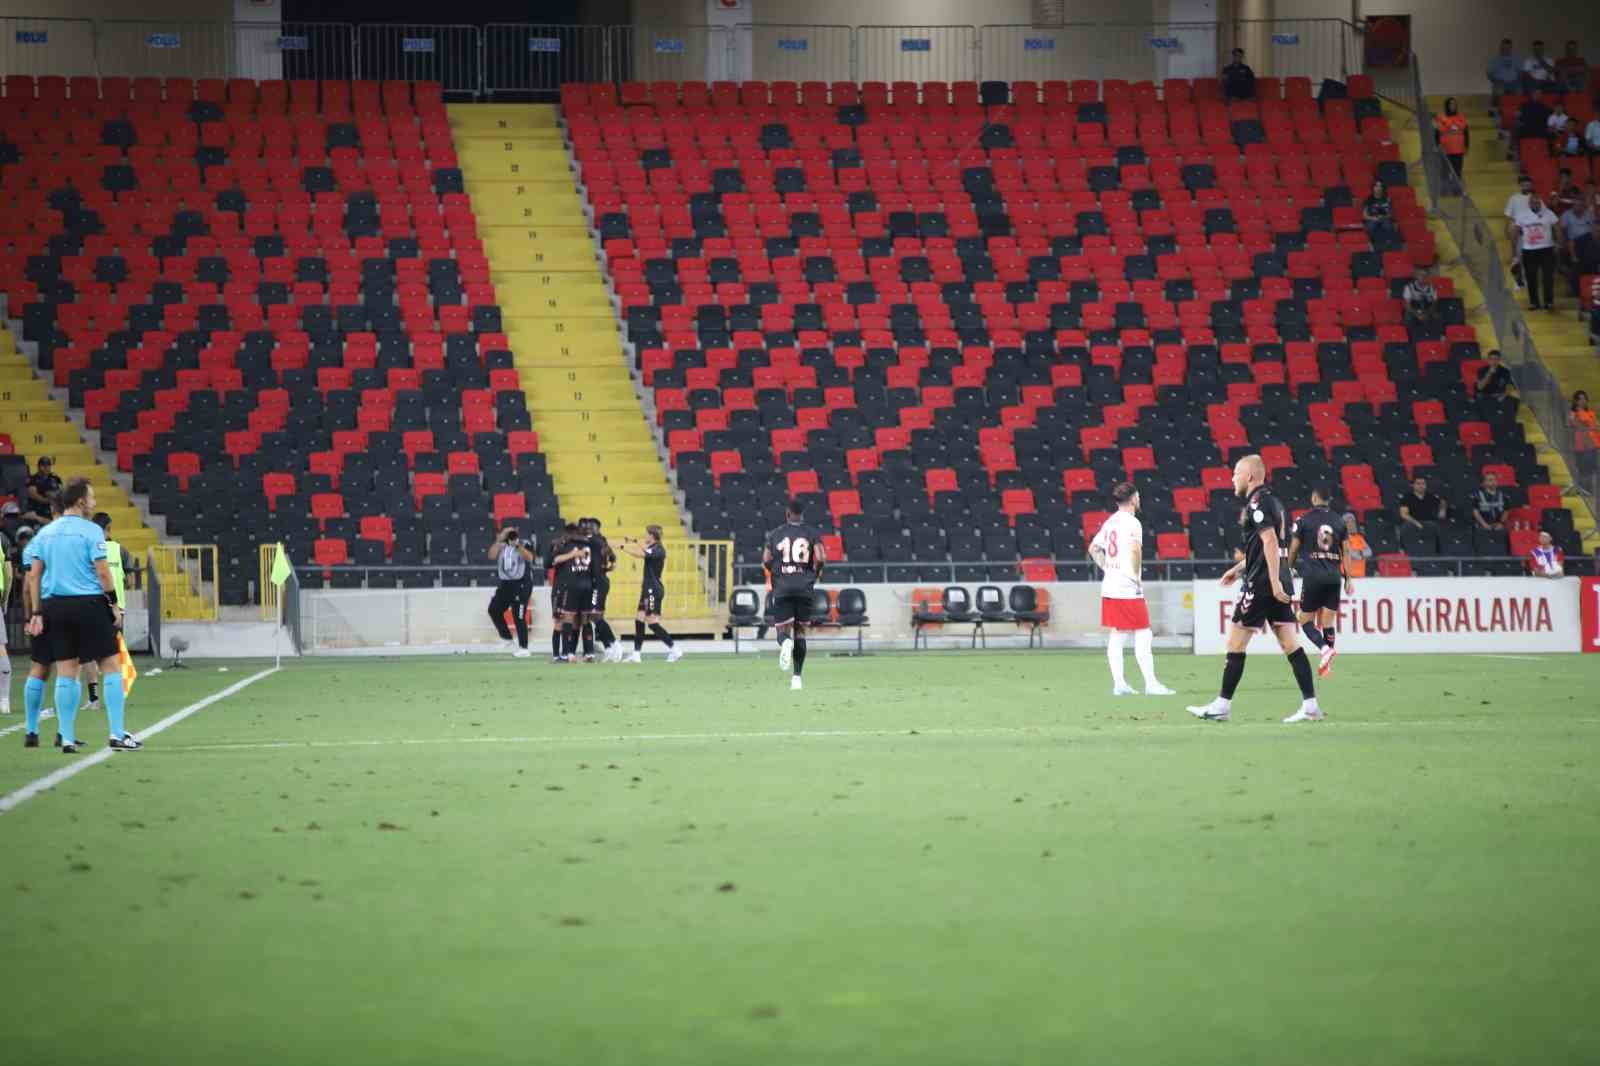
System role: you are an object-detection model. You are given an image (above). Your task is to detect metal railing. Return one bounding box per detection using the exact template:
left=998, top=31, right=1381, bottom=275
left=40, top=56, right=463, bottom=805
left=732, top=556, right=1591, bottom=586
left=148, top=544, right=218, bottom=622
left=0, top=15, right=1364, bottom=98
left=146, top=548, right=161, bottom=657
left=1397, top=51, right=1600, bottom=509
left=484, top=23, right=612, bottom=98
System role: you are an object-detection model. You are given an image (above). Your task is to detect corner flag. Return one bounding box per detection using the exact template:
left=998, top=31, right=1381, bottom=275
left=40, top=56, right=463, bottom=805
left=270, top=543, right=292, bottom=587
left=116, top=635, right=138, bottom=696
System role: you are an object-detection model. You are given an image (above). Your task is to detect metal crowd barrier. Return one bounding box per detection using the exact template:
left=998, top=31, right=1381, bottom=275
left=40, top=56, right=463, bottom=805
left=0, top=16, right=1367, bottom=97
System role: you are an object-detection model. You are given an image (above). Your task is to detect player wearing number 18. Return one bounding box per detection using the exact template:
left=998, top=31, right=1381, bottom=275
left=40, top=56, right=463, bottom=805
left=763, top=499, right=827, bottom=691
left=1087, top=483, right=1174, bottom=696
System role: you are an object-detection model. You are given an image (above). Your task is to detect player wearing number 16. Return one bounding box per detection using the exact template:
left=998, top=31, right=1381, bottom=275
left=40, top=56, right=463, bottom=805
left=763, top=499, right=827, bottom=691
left=1088, top=483, right=1174, bottom=696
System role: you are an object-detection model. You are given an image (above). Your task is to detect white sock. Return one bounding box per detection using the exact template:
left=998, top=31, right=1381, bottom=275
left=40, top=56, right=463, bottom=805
left=1106, top=630, right=1128, bottom=687
left=1133, top=628, right=1159, bottom=688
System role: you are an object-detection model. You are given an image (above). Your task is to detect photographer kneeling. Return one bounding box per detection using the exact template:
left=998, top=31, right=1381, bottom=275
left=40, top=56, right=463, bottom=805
left=487, top=526, right=536, bottom=657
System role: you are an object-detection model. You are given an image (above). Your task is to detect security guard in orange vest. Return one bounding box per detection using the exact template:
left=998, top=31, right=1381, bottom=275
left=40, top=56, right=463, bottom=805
left=1434, top=97, right=1470, bottom=186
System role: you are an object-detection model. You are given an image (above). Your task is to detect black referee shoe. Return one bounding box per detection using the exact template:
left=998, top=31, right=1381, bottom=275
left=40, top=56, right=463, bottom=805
left=109, top=734, right=143, bottom=752
left=60, top=741, right=80, bottom=754
left=23, top=732, right=38, bottom=748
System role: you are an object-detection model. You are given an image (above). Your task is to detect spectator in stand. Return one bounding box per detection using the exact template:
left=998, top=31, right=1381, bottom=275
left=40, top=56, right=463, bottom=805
left=1570, top=390, right=1599, bottom=485
left=1523, top=40, right=1559, bottom=92
left=1397, top=475, right=1446, bottom=554
left=1513, top=192, right=1561, bottom=311
left=1548, top=101, right=1578, bottom=154
left=1222, top=49, right=1256, bottom=101
left=1555, top=40, right=1590, bottom=93
left=1587, top=112, right=1600, bottom=157
left=1342, top=513, right=1372, bottom=576
left=1470, top=470, right=1510, bottom=552
left=1362, top=179, right=1395, bottom=240
left=1475, top=348, right=1515, bottom=425
left=25, top=456, right=60, bottom=515
left=1434, top=97, right=1470, bottom=184
left=1561, top=188, right=1599, bottom=292
left=1488, top=38, right=1521, bottom=103
left=1402, top=264, right=1440, bottom=330
left=1515, top=93, right=1553, bottom=153
left=1529, top=530, right=1565, bottom=577
left=1504, top=174, right=1535, bottom=270
left=1551, top=168, right=1584, bottom=216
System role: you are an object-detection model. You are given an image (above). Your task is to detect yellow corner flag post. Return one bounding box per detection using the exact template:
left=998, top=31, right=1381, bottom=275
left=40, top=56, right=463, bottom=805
left=270, top=543, right=291, bottom=669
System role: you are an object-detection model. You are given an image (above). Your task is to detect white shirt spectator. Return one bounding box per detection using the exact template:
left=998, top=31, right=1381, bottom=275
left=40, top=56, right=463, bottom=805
left=1523, top=54, right=1557, bottom=83
left=1090, top=510, right=1145, bottom=599
left=1514, top=206, right=1559, bottom=250
left=1548, top=110, right=1571, bottom=134
left=1505, top=191, right=1532, bottom=220
left=1586, top=119, right=1600, bottom=151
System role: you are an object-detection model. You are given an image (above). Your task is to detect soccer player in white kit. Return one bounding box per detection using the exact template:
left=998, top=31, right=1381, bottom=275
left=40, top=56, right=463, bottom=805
left=1088, top=482, right=1175, bottom=696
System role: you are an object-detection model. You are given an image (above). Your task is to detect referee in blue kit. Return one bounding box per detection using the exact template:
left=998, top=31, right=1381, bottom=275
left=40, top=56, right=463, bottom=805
left=25, top=478, right=139, bottom=753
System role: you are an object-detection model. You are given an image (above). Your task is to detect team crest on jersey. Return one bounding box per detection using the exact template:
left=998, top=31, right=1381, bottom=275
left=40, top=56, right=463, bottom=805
left=1252, top=509, right=1264, bottom=523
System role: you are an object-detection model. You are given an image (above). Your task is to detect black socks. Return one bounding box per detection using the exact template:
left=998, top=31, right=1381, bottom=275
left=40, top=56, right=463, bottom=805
left=1220, top=651, right=1246, bottom=699
left=634, top=619, right=646, bottom=652
left=793, top=637, right=807, bottom=676
left=1301, top=621, right=1327, bottom=649
left=648, top=623, right=674, bottom=648
left=1286, top=648, right=1317, bottom=699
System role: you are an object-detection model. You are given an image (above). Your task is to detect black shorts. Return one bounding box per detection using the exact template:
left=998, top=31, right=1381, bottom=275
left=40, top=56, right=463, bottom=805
left=42, top=594, right=120, bottom=664
left=590, top=577, right=610, bottom=614
left=768, top=588, right=814, bottom=626
left=1298, top=573, right=1343, bottom=615
left=557, top=583, right=592, bottom=615
left=637, top=582, right=665, bottom=616
left=29, top=623, right=53, bottom=666
left=1231, top=582, right=1297, bottom=631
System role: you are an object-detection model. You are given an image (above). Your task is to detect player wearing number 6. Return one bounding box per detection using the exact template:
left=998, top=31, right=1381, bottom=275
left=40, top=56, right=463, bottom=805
left=1088, top=483, right=1174, bottom=696
left=1287, top=485, right=1353, bottom=678
left=763, top=499, right=826, bottom=691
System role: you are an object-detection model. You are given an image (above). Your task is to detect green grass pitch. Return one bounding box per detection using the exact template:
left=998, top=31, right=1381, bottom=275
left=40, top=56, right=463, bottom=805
left=1, top=649, right=1597, bottom=1065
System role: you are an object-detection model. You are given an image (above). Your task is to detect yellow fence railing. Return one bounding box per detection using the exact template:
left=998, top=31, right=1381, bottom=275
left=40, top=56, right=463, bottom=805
left=260, top=543, right=286, bottom=622
left=607, top=538, right=733, bottom=631
left=148, top=544, right=218, bottom=621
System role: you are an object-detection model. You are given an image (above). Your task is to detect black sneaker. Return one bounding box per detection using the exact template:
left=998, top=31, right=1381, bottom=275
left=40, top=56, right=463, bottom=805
left=109, top=734, right=143, bottom=751
left=23, top=732, right=38, bottom=748
left=60, top=741, right=80, bottom=754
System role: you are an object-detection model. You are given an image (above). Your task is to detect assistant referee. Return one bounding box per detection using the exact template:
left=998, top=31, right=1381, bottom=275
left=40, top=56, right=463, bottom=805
left=25, top=478, right=138, bottom=753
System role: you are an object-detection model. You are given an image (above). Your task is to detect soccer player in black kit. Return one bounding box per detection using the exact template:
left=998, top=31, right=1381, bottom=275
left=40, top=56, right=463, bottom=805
left=763, top=499, right=826, bottom=691
left=552, top=521, right=601, bottom=662
left=1188, top=454, right=1324, bottom=723
left=1287, top=485, right=1353, bottom=679
left=580, top=517, right=622, bottom=662
left=619, top=524, right=682, bottom=663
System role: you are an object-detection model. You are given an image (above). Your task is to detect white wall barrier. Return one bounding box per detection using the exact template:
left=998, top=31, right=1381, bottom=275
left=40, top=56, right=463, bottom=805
left=1191, top=577, right=1583, bottom=655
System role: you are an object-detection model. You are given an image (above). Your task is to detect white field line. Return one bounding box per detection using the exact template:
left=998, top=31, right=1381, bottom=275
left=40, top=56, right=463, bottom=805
left=0, top=668, right=279, bottom=816
left=154, top=717, right=1600, bottom=754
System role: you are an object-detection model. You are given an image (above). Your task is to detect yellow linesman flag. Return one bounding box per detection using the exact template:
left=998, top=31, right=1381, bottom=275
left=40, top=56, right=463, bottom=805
left=270, top=543, right=292, bottom=587
left=117, top=635, right=138, bottom=697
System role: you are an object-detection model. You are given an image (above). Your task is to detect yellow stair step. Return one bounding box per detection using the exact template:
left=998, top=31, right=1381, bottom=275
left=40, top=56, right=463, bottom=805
left=448, top=103, right=559, bottom=130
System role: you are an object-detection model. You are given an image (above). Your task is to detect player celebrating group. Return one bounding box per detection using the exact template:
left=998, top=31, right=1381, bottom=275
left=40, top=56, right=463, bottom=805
left=1287, top=486, right=1353, bottom=678
left=1187, top=455, right=1324, bottom=724
left=1088, top=483, right=1174, bottom=696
